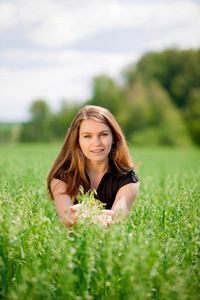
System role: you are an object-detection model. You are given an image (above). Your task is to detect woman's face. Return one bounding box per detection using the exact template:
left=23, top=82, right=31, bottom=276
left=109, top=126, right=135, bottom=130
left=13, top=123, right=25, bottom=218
left=79, top=119, right=113, bottom=164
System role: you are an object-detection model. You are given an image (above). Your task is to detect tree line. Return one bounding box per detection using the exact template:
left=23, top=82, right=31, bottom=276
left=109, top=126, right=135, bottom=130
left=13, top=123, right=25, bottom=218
left=1, top=48, right=200, bottom=146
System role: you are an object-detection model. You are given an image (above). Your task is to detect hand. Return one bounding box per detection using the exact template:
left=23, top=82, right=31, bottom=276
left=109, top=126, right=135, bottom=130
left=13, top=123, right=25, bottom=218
left=69, top=204, right=89, bottom=219
left=99, top=209, right=116, bottom=227
left=69, top=206, right=117, bottom=226
left=64, top=204, right=83, bottom=225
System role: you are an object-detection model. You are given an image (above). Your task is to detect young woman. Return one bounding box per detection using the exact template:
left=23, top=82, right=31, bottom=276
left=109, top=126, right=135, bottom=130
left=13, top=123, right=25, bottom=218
left=47, top=105, right=139, bottom=227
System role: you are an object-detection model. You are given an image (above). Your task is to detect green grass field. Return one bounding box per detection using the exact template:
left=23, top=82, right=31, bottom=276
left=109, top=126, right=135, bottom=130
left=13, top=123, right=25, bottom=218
left=0, top=144, right=200, bottom=300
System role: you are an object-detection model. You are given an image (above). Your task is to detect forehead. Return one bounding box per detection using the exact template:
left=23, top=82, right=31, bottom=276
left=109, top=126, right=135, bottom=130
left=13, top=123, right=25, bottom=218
left=79, top=119, right=111, bottom=133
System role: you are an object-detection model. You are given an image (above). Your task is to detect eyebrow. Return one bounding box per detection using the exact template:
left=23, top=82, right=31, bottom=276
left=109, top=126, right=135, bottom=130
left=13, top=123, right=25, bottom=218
left=81, top=130, right=110, bottom=135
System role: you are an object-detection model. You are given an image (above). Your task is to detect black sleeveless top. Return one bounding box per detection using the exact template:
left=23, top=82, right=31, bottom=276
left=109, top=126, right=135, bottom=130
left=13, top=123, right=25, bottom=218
left=85, top=160, right=139, bottom=209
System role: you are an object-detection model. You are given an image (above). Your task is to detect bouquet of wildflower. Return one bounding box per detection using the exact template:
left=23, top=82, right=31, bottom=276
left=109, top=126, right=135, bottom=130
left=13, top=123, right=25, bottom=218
left=74, top=186, right=114, bottom=226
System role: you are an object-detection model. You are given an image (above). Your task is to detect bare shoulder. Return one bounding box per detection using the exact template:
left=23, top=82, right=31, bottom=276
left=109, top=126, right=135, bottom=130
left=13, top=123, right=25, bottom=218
left=50, top=178, right=68, bottom=195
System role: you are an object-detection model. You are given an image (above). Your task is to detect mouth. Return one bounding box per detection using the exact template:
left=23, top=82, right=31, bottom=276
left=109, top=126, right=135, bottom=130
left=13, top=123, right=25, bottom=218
left=91, top=149, right=104, bottom=153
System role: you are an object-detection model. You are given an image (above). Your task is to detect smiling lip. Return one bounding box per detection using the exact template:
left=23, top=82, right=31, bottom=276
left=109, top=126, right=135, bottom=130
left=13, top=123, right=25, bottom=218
left=91, top=149, right=104, bottom=153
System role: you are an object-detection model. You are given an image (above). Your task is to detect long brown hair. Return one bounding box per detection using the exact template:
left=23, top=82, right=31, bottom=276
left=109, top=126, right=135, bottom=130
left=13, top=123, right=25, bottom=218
left=47, top=105, right=136, bottom=200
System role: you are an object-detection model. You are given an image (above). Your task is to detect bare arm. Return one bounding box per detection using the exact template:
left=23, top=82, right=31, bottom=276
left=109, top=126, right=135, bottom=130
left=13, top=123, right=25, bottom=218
left=111, top=181, right=139, bottom=219
left=50, top=178, right=77, bottom=227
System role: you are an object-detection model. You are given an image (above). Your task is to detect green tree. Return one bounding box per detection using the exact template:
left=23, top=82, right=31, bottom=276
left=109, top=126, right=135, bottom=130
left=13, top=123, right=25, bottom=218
left=184, top=89, right=200, bottom=145
left=50, top=100, right=83, bottom=141
left=123, top=49, right=200, bottom=108
left=87, top=75, right=124, bottom=116
left=20, top=100, right=51, bottom=142
left=121, top=78, right=153, bottom=135
left=30, top=100, right=50, bottom=123
left=123, top=79, right=192, bottom=146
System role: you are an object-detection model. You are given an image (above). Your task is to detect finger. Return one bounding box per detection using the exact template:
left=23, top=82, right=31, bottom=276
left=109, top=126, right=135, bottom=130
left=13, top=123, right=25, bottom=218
left=101, top=209, right=115, bottom=217
left=101, top=219, right=108, bottom=227
left=69, top=204, right=82, bottom=212
left=106, top=216, right=113, bottom=225
left=69, top=206, right=76, bottom=212
left=103, top=210, right=118, bottom=219
left=99, top=214, right=106, bottom=221
left=69, top=206, right=73, bottom=212
left=99, top=214, right=112, bottom=227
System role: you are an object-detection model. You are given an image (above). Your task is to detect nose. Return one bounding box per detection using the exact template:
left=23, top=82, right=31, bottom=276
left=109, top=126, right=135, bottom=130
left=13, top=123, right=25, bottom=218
left=92, top=136, right=101, bottom=146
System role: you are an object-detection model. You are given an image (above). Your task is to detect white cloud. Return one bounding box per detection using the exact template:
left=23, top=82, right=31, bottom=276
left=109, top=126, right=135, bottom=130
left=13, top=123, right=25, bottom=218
left=0, top=2, right=17, bottom=35
left=150, top=2, right=200, bottom=49
left=2, top=49, right=138, bottom=67
left=1, top=0, right=199, bottom=47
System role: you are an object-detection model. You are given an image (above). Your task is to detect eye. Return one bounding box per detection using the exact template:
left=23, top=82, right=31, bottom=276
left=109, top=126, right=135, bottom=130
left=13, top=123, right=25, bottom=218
left=100, top=133, right=108, bottom=136
left=84, top=135, right=91, bottom=138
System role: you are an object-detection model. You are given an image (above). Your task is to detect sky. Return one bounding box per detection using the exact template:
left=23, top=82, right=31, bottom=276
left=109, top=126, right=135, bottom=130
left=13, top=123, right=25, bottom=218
left=0, top=0, right=200, bottom=123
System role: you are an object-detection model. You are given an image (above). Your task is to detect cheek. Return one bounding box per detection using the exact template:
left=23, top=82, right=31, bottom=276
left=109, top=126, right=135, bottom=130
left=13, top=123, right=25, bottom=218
left=79, top=138, right=88, bottom=151
left=105, top=137, right=113, bottom=150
